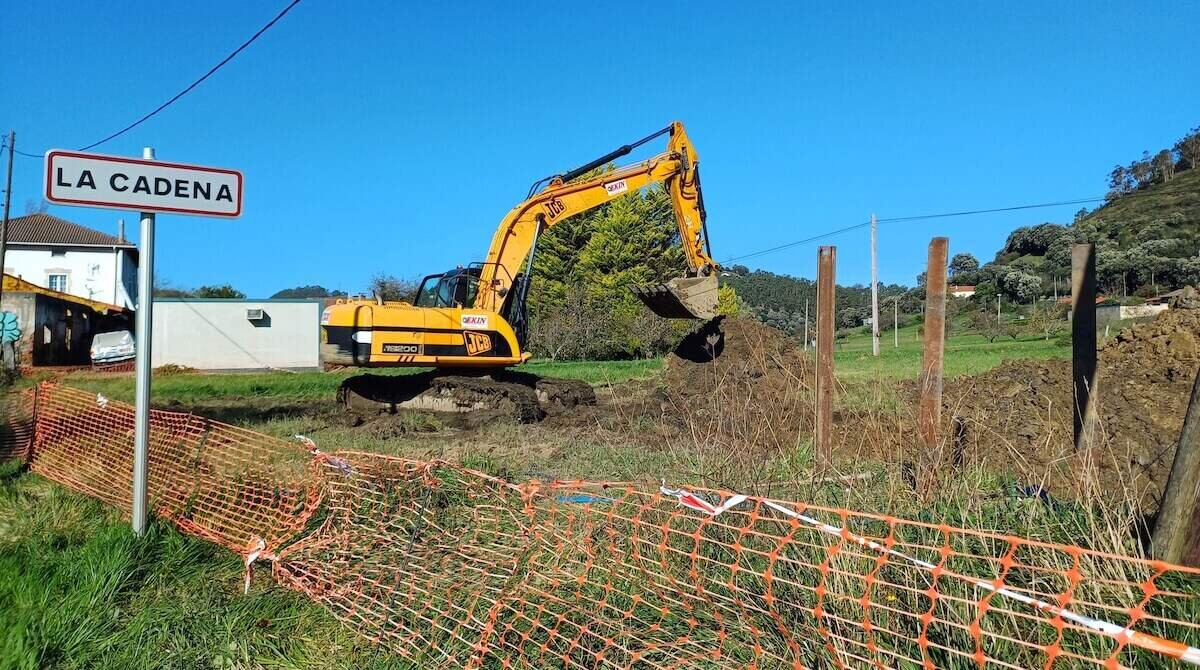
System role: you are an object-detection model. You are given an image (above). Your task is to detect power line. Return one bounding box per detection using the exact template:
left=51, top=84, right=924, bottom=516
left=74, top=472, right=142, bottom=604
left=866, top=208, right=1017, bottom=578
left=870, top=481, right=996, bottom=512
left=722, top=221, right=873, bottom=263
left=12, top=0, right=301, bottom=156
left=721, top=197, right=1107, bottom=264
left=875, top=197, right=1104, bottom=224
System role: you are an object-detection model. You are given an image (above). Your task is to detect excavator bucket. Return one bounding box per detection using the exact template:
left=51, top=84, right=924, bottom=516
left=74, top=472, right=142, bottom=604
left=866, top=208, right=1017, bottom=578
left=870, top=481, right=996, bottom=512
left=632, top=274, right=719, bottom=320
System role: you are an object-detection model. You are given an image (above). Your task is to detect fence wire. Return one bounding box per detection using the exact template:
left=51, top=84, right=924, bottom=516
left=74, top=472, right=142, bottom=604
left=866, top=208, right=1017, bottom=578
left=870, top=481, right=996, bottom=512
left=4, top=384, right=1200, bottom=668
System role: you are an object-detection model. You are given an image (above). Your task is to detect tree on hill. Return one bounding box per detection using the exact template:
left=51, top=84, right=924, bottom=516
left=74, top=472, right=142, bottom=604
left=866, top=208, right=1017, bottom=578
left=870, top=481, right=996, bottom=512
left=153, top=279, right=193, bottom=298
left=998, top=223, right=1069, bottom=259
left=271, top=285, right=348, bottom=299
left=370, top=273, right=417, bottom=302
left=1107, top=125, right=1200, bottom=203
left=949, top=253, right=979, bottom=277
left=194, top=284, right=245, bottom=299
left=1176, top=128, right=1200, bottom=171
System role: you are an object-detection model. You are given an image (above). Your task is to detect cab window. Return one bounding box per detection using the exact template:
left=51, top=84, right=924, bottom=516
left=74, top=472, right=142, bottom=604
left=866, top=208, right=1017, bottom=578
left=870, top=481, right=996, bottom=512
left=413, top=274, right=443, bottom=307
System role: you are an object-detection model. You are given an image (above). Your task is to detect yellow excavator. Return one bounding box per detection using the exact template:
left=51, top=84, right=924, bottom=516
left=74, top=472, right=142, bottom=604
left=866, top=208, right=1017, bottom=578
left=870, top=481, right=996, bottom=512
left=322, top=121, right=718, bottom=419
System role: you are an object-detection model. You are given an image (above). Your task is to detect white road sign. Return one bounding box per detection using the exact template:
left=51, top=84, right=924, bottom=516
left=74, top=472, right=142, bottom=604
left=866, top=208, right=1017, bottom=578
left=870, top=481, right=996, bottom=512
left=45, top=150, right=243, bottom=218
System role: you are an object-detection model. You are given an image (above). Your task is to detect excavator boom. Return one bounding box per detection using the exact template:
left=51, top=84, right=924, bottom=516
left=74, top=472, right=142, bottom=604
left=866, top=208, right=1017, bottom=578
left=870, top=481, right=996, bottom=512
left=475, top=121, right=717, bottom=321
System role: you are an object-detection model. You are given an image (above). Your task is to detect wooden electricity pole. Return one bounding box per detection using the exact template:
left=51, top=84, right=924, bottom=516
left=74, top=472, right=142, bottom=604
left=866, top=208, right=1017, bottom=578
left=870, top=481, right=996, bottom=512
left=0, top=131, right=14, bottom=310
left=1072, top=244, right=1099, bottom=452
left=917, top=238, right=949, bottom=497
left=815, top=246, right=836, bottom=470
left=870, top=213, right=880, bottom=357
left=803, top=298, right=809, bottom=352
left=893, top=297, right=899, bottom=348
left=1152, top=370, right=1200, bottom=566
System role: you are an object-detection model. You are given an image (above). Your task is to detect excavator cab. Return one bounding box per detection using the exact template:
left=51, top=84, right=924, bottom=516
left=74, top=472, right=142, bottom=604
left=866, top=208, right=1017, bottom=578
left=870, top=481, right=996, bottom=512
left=413, top=267, right=481, bottom=308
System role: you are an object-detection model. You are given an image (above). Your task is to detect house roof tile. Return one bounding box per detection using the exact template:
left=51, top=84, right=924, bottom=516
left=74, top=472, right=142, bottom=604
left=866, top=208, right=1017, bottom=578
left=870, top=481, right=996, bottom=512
left=6, top=213, right=135, bottom=248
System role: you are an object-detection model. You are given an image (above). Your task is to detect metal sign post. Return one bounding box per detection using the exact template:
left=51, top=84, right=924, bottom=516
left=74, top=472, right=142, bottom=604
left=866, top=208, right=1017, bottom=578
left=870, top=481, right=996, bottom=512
left=44, top=147, right=242, bottom=536
left=131, top=147, right=155, bottom=535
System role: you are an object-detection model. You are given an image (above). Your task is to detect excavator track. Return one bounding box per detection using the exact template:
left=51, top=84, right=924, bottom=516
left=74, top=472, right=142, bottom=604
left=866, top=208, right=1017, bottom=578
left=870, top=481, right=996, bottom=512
left=337, top=370, right=596, bottom=422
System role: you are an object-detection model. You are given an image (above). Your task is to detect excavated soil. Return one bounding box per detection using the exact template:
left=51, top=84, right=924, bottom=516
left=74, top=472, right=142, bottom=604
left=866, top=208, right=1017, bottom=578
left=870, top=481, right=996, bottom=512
left=659, top=316, right=815, bottom=453
left=657, top=311, right=1200, bottom=510
left=933, top=309, right=1200, bottom=507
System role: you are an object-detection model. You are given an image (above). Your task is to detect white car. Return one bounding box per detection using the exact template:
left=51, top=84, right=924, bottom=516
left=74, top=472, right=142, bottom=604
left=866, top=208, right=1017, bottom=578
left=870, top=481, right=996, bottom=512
left=90, top=330, right=136, bottom=365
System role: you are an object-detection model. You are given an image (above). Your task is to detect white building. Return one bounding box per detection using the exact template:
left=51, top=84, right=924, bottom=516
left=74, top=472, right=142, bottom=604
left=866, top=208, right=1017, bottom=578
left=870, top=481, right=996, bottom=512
left=3, top=213, right=137, bottom=309
left=152, top=299, right=322, bottom=371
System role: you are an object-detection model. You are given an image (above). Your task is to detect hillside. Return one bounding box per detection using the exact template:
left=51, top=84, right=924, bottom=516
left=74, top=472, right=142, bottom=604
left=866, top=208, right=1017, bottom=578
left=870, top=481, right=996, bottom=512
left=1086, top=167, right=1200, bottom=248
left=976, top=167, right=1200, bottom=300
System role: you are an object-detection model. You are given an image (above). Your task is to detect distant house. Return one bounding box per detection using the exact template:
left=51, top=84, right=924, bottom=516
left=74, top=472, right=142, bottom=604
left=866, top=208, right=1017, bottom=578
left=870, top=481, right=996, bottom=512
left=949, top=284, right=976, bottom=298
left=1147, top=288, right=1188, bottom=305
left=3, top=213, right=138, bottom=310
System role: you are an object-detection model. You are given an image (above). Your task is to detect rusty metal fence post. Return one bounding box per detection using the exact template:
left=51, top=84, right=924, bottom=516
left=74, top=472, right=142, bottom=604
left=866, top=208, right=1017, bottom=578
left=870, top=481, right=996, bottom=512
left=815, top=246, right=836, bottom=470
left=917, top=237, right=948, bottom=497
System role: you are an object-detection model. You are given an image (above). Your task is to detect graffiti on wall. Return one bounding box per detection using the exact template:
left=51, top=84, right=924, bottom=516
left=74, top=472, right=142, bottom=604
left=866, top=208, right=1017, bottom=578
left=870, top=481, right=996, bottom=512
left=1, top=311, right=20, bottom=369
left=0, top=312, right=19, bottom=343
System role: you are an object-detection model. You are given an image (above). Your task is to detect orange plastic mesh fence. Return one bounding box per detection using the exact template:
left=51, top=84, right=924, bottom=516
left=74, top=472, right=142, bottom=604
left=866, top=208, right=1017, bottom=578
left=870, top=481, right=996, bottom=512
left=273, top=453, right=1200, bottom=669
left=6, top=383, right=1200, bottom=668
left=26, top=384, right=323, bottom=554
left=0, top=388, right=33, bottom=461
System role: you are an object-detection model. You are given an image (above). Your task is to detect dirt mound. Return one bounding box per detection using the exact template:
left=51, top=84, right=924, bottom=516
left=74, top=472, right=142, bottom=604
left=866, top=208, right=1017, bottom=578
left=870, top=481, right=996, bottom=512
left=660, top=316, right=813, bottom=452
left=942, top=308, right=1200, bottom=507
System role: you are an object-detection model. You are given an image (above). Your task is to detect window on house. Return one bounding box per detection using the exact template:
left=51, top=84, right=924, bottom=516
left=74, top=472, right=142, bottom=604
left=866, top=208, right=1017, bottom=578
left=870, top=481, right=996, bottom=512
left=51, top=249, right=66, bottom=257
left=48, top=274, right=68, bottom=292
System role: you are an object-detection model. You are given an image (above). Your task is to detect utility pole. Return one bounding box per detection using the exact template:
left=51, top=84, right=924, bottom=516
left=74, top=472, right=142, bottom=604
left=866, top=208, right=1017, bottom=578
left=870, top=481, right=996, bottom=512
left=893, top=297, right=899, bottom=348
left=996, top=295, right=1001, bottom=321
left=803, top=298, right=809, bottom=352
left=870, top=213, right=880, bottom=357
left=0, top=131, right=14, bottom=310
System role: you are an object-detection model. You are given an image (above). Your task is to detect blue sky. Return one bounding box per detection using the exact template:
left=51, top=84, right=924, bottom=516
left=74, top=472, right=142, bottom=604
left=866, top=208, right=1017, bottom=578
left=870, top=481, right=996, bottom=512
left=3, top=1, right=1197, bottom=297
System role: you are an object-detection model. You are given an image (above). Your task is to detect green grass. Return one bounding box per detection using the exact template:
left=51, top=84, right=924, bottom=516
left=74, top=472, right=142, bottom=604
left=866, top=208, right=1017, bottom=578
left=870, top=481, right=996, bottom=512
left=46, top=323, right=1069, bottom=413
left=833, top=322, right=1070, bottom=382
left=55, top=358, right=663, bottom=407
left=0, top=460, right=411, bottom=670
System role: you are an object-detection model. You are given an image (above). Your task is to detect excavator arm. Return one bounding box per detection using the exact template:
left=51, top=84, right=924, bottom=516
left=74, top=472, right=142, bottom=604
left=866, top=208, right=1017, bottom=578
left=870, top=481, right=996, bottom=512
left=473, top=121, right=718, bottom=318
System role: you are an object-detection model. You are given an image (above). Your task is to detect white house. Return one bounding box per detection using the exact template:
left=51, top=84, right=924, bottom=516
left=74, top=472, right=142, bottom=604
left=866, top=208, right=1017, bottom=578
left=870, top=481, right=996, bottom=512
left=2, top=213, right=137, bottom=309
